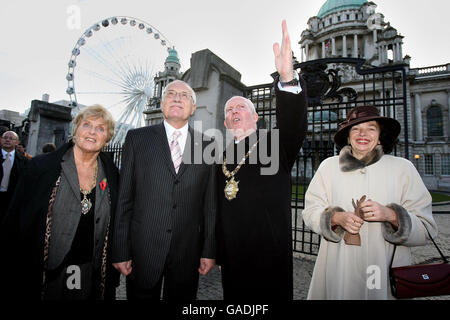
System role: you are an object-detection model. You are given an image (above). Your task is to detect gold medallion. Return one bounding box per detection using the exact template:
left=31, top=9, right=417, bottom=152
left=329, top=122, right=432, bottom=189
left=224, top=177, right=239, bottom=201
left=222, top=139, right=258, bottom=202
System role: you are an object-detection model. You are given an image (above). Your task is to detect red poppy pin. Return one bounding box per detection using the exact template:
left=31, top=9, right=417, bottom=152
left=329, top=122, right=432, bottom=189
left=100, top=178, right=107, bottom=191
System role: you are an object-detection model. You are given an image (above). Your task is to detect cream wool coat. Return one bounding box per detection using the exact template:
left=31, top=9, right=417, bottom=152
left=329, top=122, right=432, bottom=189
left=302, top=146, right=437, bottom=300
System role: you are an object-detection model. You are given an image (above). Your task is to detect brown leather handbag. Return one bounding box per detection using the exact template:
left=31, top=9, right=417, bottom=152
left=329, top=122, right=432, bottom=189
left=389, top=225, right=450, bottom=299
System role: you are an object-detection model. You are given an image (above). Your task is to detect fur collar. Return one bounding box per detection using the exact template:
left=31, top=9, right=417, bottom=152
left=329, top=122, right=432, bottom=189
left=339, top=145, right=384, bottom=172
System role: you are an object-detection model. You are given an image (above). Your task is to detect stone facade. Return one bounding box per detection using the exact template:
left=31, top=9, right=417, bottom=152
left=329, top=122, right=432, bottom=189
left=0, top=109, right=26, bottom=127
left=299, top=0, right=450, bottom=190
left=300, top=1, right=404, bottom=66
left=26, top=100, right=72, bottom=156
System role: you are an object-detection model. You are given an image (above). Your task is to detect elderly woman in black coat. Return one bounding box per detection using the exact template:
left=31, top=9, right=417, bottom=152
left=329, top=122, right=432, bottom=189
left=2, top=105, right=120, bottom=300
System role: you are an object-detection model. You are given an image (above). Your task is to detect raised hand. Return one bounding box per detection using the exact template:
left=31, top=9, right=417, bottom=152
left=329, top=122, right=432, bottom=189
left=273, top=20, right=294, bottom=82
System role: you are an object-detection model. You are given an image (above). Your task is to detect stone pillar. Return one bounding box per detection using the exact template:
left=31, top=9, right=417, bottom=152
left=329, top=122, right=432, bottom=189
left=381, top=45, right=386, bottom=64
left=343, top=35, right=347, bottom=57
left=305, top=43, right=309, bottom=61
left=399, top=43, right=403, bottom=61
left=184, top=49, right=245, bottom=140
left=301, top=46, right=304, bottom=62
left=322, top=41, right=325, bottom=58
left=26, top=100, right=72, bottom=156
left=414, top=93, right=423, bottom=141
left=332, top=37, right=336, bottom=56
left=373, top=29, right=377, bottom=44
left=353, top=34, right=358, bottom=57
left=397, top=43, right=401, bottom=61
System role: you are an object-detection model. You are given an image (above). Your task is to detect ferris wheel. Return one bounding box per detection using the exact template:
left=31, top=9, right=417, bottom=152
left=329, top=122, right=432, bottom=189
left=66, top=16, right=176, bottom=144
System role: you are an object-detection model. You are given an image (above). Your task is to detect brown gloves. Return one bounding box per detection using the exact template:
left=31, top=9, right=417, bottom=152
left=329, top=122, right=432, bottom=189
left=343, top=195, right=366, bottom=246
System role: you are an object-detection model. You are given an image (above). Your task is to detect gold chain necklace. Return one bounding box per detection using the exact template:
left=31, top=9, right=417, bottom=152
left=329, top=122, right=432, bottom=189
left=80, top=162, right=98, bottom=215
left=222, top=140, right=258, bottom=201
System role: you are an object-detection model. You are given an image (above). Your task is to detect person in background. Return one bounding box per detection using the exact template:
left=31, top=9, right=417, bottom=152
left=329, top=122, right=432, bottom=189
left=16, top=143, right=32, bottom=159
left=42, top=143, right=57, bottom=154
left=0, top=131, right=29, bottom=222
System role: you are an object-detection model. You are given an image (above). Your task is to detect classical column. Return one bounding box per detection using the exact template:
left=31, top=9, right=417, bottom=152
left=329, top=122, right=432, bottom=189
left=332, top=37, right=336, bottom=56
left=447, top=90, right=450, bottom=136
left=353, top=34, right=358, bottom=57
left=373, top=29, right=377, bottom=44
left=399, top=43, right=403, bottom=61
left=395, top=43, right=400, bottom=62
left=414, top=93, right=423, bottom=141
left=301, top=46, right=304, bottom=62
left=342, top=35, right=347, bottom=57
left=381, top=45, right=386, bottom=64
left=322, top=41, right=326, bottom=58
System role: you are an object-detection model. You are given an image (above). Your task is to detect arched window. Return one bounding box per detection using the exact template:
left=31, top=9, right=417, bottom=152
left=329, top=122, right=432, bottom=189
left=427, top=105, right=443, bottom=136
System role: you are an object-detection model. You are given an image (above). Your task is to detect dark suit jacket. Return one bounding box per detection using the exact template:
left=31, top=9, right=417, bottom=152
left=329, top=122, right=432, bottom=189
left=0, top=142, right=120, bottom=300
left=0, top=150, right=29, bottom=221
left=217, top=78, right=308, bottom=300
left=112, top=124, right=217, bottom=289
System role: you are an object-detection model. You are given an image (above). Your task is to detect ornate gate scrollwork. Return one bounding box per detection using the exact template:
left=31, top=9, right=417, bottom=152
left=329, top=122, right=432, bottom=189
left=298, top=60, right=358, bottom=106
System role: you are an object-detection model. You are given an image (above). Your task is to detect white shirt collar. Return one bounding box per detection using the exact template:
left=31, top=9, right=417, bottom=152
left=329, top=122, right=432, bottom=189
left=2, top=149, right=15, bottom=159
left=163, top=120, right=189, bottom=153
left=164, top=121, right=189, bottom=140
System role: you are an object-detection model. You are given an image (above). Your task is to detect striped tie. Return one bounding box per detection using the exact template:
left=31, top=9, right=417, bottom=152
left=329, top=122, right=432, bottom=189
left=170, top=131, right=182, bottom=173
left=1, top=152, right=12, bottom=190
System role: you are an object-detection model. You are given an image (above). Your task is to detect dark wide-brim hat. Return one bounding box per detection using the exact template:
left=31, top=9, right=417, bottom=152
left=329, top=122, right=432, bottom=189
left=334, top=105, right=401, bottom=148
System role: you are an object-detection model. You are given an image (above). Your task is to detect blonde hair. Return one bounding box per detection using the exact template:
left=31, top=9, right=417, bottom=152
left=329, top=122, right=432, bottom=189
left=72, top=105, right=115, bottom=142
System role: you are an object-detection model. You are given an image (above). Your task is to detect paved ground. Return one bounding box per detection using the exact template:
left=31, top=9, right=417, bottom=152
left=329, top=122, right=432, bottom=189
left=116, top=210, right=450, bottom=300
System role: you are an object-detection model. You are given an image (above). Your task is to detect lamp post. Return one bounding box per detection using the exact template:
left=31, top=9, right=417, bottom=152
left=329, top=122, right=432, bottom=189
left=414, top=154, right=420, bottom=172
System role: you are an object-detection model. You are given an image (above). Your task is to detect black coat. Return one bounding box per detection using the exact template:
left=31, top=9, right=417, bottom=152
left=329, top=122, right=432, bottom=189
left=0, top=149, right=29, bottom=221
left=111, top=124, right=217, bottom=291
left=217, top=80, right=308, bottom=300
left=0, top=142, right=120, bottom=300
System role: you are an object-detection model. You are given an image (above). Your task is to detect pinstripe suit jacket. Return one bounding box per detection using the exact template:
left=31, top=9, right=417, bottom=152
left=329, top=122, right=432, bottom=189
left=111, top=123, right=216, bottom=289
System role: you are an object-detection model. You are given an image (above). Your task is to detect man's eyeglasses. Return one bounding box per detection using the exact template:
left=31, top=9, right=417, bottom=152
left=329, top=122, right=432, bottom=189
left=2, top=136, right=18, bottom=141
left=166, top=90, right=192, bottom=101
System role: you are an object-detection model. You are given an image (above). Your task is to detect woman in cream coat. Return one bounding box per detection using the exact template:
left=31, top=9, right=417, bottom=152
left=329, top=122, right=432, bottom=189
left=302, top=105, right=437, bottom=300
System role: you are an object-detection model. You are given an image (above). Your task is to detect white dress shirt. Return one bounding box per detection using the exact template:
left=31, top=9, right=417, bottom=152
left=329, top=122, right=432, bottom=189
left=1, top=149, right=15, bottom=192
left=163, top=120, right=189, bottom=155
left=277, top=71, right=303, bottom=94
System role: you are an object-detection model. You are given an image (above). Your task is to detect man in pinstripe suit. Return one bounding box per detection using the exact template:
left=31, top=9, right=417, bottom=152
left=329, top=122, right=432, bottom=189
left=112, top=80, right=216, bottom=300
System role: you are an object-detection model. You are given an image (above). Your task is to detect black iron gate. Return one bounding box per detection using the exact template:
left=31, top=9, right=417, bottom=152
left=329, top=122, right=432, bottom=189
left=245, top=58, right=409, bottom=256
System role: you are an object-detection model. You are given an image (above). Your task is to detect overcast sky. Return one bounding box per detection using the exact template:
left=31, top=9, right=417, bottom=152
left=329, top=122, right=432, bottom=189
left=1, top=0, right=449, bottom=115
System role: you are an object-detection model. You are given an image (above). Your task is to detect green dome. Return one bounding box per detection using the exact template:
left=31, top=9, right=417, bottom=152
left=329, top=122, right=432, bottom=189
left=165, top=48, right=180, bottom=64
left=317, top=0, right=367, bottom=18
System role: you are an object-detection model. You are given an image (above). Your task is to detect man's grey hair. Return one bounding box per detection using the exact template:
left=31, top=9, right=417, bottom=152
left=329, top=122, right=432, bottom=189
left=161, top=80, right=197, bottom=105
left=224, top=96, right=257, bottom=117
